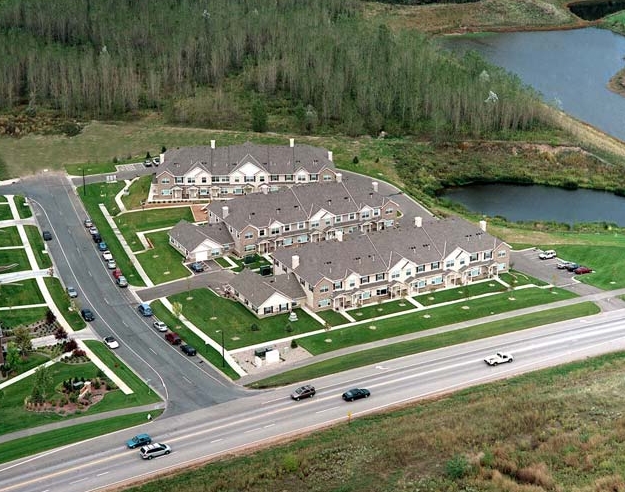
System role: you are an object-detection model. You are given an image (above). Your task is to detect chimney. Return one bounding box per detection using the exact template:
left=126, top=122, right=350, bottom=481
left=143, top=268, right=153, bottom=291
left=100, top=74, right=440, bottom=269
left=479, top=220, right=487, bottom=232
left=289, top=138, right=295, bottom=148
left=210, top=140, right=215, bottom=149
left=222, top=205, right=229, bottom=218
left=336, top=230, right=343, bottom=242
left=414, top=216, right=422, bottom=227
left=372, top=181, right=379, bottom=193
left=292, top=255, right=300, bottom=270
left=336, top=172, right=342, bottom=183
left=328, top=150, right=333, bottom=161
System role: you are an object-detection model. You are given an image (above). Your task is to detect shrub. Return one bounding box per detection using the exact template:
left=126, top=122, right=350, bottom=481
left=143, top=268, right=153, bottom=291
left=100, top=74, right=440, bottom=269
left=290, top=339, right=298, bottom=349
left=446, top=453, right=470, bottom=479
left=64, top=339, right=78, bottom=352
left=282, top=453, right=300, bottom=473
left=54, top=326, right=68, bottom=340
left=72, top=349, right=86, bottom=358
left=352, top=155, right=359, bottom=164
left=250, top=323, right=260, bottom=332
left=285, top=323, right=293, bottom=333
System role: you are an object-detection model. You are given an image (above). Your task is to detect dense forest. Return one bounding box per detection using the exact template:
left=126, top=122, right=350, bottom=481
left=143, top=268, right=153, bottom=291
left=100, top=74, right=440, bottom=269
left=0, top=0, right=544, bottom=137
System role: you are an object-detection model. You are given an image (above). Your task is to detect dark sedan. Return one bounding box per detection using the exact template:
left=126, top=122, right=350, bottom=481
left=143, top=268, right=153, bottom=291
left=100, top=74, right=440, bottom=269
left=342, top=388, right=370, bottom=401
left=80, top=308, right=95, bottom=321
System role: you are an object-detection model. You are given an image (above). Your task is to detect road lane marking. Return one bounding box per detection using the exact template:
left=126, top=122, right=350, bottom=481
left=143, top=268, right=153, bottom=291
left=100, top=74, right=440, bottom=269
left=96, top=472, right=109, bottom=477
left=182, top=376, right=192, bottom=384
left=210, top=439, right=223, bottom=443
left=70, top=477, right=88, bottom=484
left=149, top=348, right=157, bottom=355
left=264, top=424, right=275, bottom=429
left=316, top=406, right=340, bottom=414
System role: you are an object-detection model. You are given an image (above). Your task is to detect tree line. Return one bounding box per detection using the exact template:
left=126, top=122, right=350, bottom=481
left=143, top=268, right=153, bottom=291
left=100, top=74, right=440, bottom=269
left=0, top=0, right=545, bottom=137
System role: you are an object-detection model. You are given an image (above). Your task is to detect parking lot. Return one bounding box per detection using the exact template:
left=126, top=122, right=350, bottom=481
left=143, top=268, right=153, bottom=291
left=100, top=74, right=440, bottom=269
left=511, top=248, right=591, bottom=290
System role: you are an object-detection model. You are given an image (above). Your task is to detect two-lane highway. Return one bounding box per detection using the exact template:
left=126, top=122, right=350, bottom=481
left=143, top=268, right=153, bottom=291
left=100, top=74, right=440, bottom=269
left=3, top=308, right=625, bottom=492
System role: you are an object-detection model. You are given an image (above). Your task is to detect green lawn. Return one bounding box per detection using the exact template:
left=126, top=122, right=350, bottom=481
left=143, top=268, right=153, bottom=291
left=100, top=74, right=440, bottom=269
left=78, top=181, right=145, bottom=287
left=251, top=301, right=600, bottom=388
left=347, top=299, right=417, bottom=321
left=3, top=352, right=50, bottom=380
left=169, top=288, right=323, bottom=350
left=298, top=287, right=577, bottom=355
left=14, top=195, right=32, bottom=218
left=115, top=207, right=194, bottom=253
left=501, top=270, right=547, bottom=287
left=0, top=225, right=21, bottom=247
left=214, top=256, right=233, bottom=268
left=414, top=280, right=508, bottom=306
left=136, top=231, right=190, bottom=283
left=0, top=411, right=163, bottom=465
left=24, top=224, right=53, bottom=269
left=44, top=277, right=86, bottom=331
left=0, top=306, right=49, bottom=328
left=315, top=309, right=350, bottom=327
left=0, top=278, right=44, bottom=307
left=0, top=247, right=30, bottom=272
left=0, top=202, right=11, bottom=220
left=121, top=175, right=153, bottom=210
left=65, top=161, right=118, bottom=176
left=149, top=300, right=241, bottom=380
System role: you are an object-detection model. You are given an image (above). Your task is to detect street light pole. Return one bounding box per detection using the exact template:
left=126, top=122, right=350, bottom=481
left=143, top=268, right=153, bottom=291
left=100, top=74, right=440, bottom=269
left=221, top=329, right=225, bottom=368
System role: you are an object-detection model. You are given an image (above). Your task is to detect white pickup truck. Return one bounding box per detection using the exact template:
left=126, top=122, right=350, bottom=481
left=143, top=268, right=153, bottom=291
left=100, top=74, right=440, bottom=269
left=484, top=352, right=514, bottom=366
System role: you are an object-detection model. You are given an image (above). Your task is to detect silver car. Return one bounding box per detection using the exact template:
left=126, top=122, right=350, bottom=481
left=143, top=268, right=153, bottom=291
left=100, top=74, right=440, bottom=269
left=139, top=443, right=171, bottom=460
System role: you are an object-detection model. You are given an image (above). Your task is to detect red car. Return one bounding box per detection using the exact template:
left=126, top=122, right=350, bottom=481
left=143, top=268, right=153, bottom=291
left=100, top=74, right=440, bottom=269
left=112, top=268, right=123, bottom=279
left=574, top=266, right=592, bottom=275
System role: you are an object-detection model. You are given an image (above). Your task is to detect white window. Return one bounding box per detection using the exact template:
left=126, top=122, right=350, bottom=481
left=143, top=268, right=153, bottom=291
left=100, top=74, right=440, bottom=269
left=405, top=269, right=412, bottom=276
left=245, top=176, right=255, bottom=183
left=325, top=218, right=332, bottom=226
left=373, top=208, right=380, bottom=217
left=349, top=213, right=356, bottom=220
left=220, top=187, right=229, bottom=195
left=161, top=189, right=171, bottom=195
left=311, top=221, right=319, bottom=228
left=333, top=281, right=342, bottom=290
left=259, top=229, right=266, bottom=236
left=201, top=177, right=208, bottom=183
left=445, top=260, right=454, bottom=268
left=320, top=285, right=329, bottom=293
left=323, top=174, right=332, bottom=181
left=360, top=276, right=369, bottom=284
left=297, top=222, right=306, bottom=230
left=318, top=299, right=331, bottom=308
left=161, top=178, right=170, bottom=184
left=470, top=252, right=478, bottom=261
left=498, top=262, right=506, bottom=271
left=175, top=177, right=183, bottom=184
left=187, top=177, right=195, bottom=184
left=335, top=216, right=342, bottom=223
left=284, top=224, right=291, bottom=232
left=200, top=188, right=209, bottom=195
left=376, top=273, right=385, bottom=281
left=244, top=232, right=253, bottom=239
left=234, top=188, right=244, bottom=195
left=431, top=262, right=440, bottom=270
left=484, top=251, right=493, bottom=260
left=285, top=174, right=293, bottom=181
left=469, top=267, right=480, bottom=277
left=297, top=235, right=308, bottom=244
left=349, top=279, right=356, bottom=288
left=361, top=211, right=370, bottom=219
left=271, top=227, right=280, bottom=235
left=385, top=207, right=394, bottom=214
left=417, top=265, right=425, bottom=273
left=431, top=276, right=443, bottom=285
left=391, top=271, right=400, bottom=279
left=270, top=174, right=279, bottom=181
left=361, top=291, right=371, bottom=300
left=244, top=244, right=256, bottom=252
left=297, top=175, right=306, bottom=182
left=283, top=237, right=293, bottom=246
left=498, top=250, right=507, bottom=258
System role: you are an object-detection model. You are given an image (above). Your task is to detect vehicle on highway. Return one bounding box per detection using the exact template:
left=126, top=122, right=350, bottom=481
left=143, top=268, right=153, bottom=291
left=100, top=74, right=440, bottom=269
left=574, top=266, right=592, bottom=275
left=89, top=226, right=98, bottom=235
left=342, top=388, right=370, bottom=401
left=98, top=241, right=108, bottom=251
left=80, top=308, right=95, bottom=321
left=290, top=384, right=316, bottom=401
left=181, top=344, right=197, bottom=356
left=138, top=303, right=153, bottom=316
left=140, top=443, right=171, bottom=460
left=538, top=249, right=556, bottom=260
left=116, top=275, right=128, bottom=288
left=126, top=433, right=151, bottom=449
left=112, top=268, right=123, bottom=279
left=153, top=320, right=167, bottom=332
left=84, top=217, right=93, bottom=228
left=42, top=230, right=53, bottom=241
left=165, top=331, right=182, bottom=345
left=66, top=286, right=78, bottom=298
left=103, top=336, right=119, bottom=349
left=107, top=258, right=117, bottom=269
left=484, top=352, right=513, bottom=366
left=190, top=261, right=205, bottom=272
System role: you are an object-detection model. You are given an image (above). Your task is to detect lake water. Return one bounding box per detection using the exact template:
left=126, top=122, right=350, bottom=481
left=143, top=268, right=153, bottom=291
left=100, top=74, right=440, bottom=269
left=439, top=27, right=625, bottom=141
left=444, top=183, right=625, bottom=225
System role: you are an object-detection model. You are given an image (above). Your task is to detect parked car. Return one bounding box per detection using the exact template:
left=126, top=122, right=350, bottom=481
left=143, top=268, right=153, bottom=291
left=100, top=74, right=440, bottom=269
left=190, top=262, right=205, bottom=273
left=89, top=226, right=99, bottom=235
left=112, top=268, right=123, bottom=279
left=66, top=286, right=78, bottom=298
left=98, top=241, right=108, bottom=251
left=165, top=331, right=182, bottom=345
left=153, top=320, right=168, bottom=332
left=103, top=336, right=119, bottom=349
left=181, top=344, right=197, bottom=356
left=107, top=258, right=117, bottom=269
left=84, top=217, right=93, bottom=228
left=42, top=230, right=53, bottom=241
left=557, top=261, right=575, bottom=270
left=574, top=266, right=593, bottom=275
left=80, top=308, right=95, bottom=321
left=484, top=352, right=514, bottom=366
left=152, top=157, right=160, bottom=166
left=565, top=263, right=581, bottom=272
left=138, top=303, right=153, bottom=316
left=116, top=275, right=128, bottom=288
left=290, top=384, right=316, bottom=401
left=126, top=433, right=151, bottom=449
left=143, top=159, right=153, bottom=167
left=140, top=443, right=170, bottom=460
left=538, top=249, right=556, bottom=260
left=92, top=233, right=102, bottom=243
left=102, top=250, right=113, bottom=261
left=342, top=388, right=370, bottom=401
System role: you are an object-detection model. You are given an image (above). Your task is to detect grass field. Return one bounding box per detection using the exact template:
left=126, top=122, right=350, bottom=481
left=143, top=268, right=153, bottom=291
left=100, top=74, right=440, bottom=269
left=121, top=175, right=153, bottom=210
left=14, top=195, right=32, bottom=218
left=115, top=206, right=193, bottom=252
left=0, top=202, right=12, bottom=220
left=136, top=231, right=190, bottom=283
left=0, top=278, right=44, bottom=307
left=0, top=225, right=20, bottom=247
left=23, top=225, right=53, bottom=269
left=44, top=277, right=86, bottom=331
left=0, top=306, right=49, bottom=328
left=347, top=299, right=416, bottom=320
left=414, top=280, right=509, bottom=306
left=0, top=247, right=30, bottom=272
left=315, top=309, right=350, bottom=327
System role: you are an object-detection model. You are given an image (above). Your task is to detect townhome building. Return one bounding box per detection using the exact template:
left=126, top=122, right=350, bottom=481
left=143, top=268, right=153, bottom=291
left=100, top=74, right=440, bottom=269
left=168, top=179, right=401, bottom=260
left=267, top=216, right=510, bottom=313
left=150, top=139, right=337, bottom=202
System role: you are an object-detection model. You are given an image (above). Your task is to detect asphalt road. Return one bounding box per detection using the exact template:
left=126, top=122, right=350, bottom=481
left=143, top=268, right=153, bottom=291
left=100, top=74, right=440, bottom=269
left=0, top=173, right=247, bottom=414
left=3, top=307, right=625, bottom=492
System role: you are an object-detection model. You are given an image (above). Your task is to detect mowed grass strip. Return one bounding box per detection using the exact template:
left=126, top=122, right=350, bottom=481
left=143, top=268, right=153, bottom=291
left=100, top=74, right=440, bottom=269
left=252, top=301, right=600, bottom=388
left=0, top=411, right=163, bottom=465
left=0, top=278, right=44, bottom=306
left=0, top=225, right=20, bottom=246
left=316, top=309, right=350, bottom=327
left=347, top=299, right=416, bottom=320
left=0, top=306, right=49, bottom=328
left=44, top=277, right=86, bottom=331
left=14, top=195, right=32, bottom=218
left=24, top=224, right=52, bottom=269
left=169, top=288, right=322, bottom=350
left=414, top=280, right=508, bottom=306
left=0, top=247, right=30, bottom=272
left=135, top=231, right=190, bottom=283
left=299, top=287, right=577, bottom=355
left=0, top=202, right=11, bottom=220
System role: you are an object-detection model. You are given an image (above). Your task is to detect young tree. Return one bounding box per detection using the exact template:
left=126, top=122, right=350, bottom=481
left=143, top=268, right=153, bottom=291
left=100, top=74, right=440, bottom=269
left=3, top=342, right=20, bottom=374
left=13, top=326, right=32, bottom=356
left=172, top=301, right=183, bottom=319
left=31, top=365, right=53, bottom=404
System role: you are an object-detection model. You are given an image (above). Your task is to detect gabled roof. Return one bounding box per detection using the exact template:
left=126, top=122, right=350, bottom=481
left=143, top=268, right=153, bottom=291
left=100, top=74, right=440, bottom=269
left=169, top=220, right=233, bottom=250
left=272, top=217, right=506, bottom=286
left=228, top=269, right=305, bottom=306
left=159, top=141, right=334, bottom=177
left=208, top=180, right=396, bottom=232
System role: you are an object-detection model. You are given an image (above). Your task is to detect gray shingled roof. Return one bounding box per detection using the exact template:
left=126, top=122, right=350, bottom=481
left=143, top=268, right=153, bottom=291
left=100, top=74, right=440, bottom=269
left=272, top=217, right=505, bottom=286
left=228, top=269, right=305, bottom=306
left=160, top=141, right=334, bottom=177
left=208, top=181, right=394, bottom=231
left=169, top=219, right=233, bottom=250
